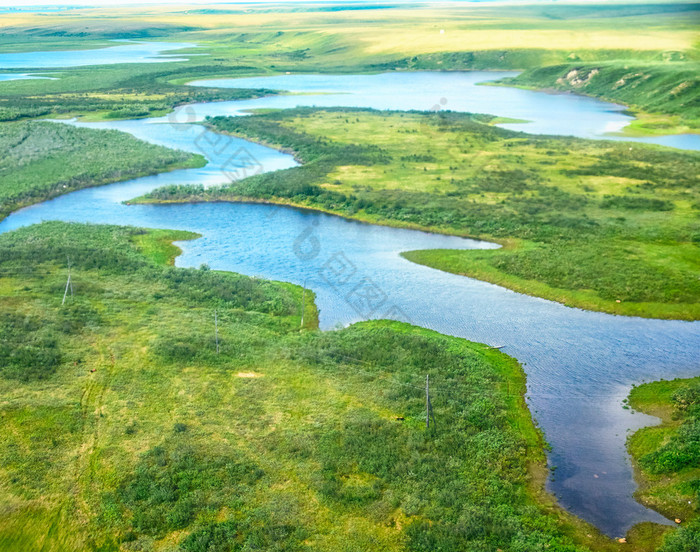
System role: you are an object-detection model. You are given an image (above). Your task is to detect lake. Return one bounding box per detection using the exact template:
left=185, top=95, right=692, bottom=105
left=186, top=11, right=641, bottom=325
left=1, top=43, right=699, bottom=538
left=0, top=73, right=56, bottom=82
left=186, top=72, right=700, bottom=150
left=0, top=40, right=196, bottom=69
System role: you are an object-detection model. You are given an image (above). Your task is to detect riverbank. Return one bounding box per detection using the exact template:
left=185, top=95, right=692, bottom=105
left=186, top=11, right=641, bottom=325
left=485, top=81, right=699, bottom=139
left=627, top=377, right=700, bottom=550
left=402, top=246, right=700, bottom=321
left=131, top=107, right=700, bottom=321
left=491, top=62, right=699, bottom=138
left=0, top=120, right=205, bottom=222
left=131, top=194, right=700, bottom=320
left=489, top=81, right=699, bottom=139
left=0, top=220, right=645, bottom=552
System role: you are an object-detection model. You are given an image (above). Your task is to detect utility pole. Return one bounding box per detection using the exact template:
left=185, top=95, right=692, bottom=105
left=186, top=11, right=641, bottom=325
left=300, top=278, right=307, bottom=329
left=426, top=374, right=435, bottom=430
left=426, top=374, right=430, bottom=429
left=62, top=257, right=73, bottom=306
left=214, top=309, right=219, bottom=354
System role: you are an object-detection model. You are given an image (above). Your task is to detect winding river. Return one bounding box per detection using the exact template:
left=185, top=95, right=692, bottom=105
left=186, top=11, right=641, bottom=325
left=2, top=44, right=699, bottom=538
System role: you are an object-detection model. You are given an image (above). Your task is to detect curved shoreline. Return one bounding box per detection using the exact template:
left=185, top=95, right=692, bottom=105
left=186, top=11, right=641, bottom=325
left=157, top=229, right=665, bottom=550
left=191, top=71, right=698, bottom=142
left=625, top=376, right=700, bottom=546
left=131, top=192, right=699, bottom=321
left=0, top=118, right=686, bottom=552
left=129, top=105, right=699, bottom=323
left=483, top=80, right=699, bottom=139
left=4, top=77, right=696, bottom=538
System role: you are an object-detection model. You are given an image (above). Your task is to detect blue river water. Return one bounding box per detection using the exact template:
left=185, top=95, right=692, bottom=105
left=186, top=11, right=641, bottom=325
left=0, top=40, right=195, bottom=69
left=0, top=73, right=56, bottom=82
left=0, top=40, right=196, bottom=83
left=0, top=43, right=699, bottom=538
left=186, top=72, right=700, bottom=150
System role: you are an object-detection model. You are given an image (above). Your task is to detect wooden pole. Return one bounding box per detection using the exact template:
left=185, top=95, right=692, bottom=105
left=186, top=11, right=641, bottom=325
left=215, top=309, right=219, bottom=354
left=62, top=269, right=71, bottom=305
left=426, top=374, right=430, bottom=429
left=300, top=278, right=307, bottom=329
left=62, top=256, right=72, bottom=306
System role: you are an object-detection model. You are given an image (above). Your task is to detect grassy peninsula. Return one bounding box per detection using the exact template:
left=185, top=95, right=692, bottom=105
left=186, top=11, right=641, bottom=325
left=0, top=120, right=204, bottom=221
left=628, top=377, right=700, bottom=551
left=0, top=221, right=623, bottom=552
left=133, top=108, right=700, bottom=320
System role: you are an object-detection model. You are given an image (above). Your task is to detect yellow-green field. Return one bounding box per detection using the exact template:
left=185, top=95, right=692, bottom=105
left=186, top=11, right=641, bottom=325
left=3, top=3, right=697, bottom=55
left=2, top=221, right=661, bottom=552
left=1, top=2, right=698, bottom=132
left=1, top=4, right=699, bottom=551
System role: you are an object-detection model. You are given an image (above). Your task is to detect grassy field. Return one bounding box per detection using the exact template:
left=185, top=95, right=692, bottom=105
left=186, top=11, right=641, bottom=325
left=3, top=2, right=696, bottom=60
left=133, top=107, right=700, bottom=320
left=0, top=62, right=278, bottom=122
left=0, top=220, right=663, bottom=552
left=0, top=4, right=698, bottom=550
left=0, top=2, right=698, bottom=132
left=627, top=377, right=700, bottom=551
left=0, top=120, right=204, bottom=221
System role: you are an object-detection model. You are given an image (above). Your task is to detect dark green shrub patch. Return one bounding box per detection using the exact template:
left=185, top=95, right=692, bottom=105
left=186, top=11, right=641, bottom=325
left=0, top=313, right=62, bottom=382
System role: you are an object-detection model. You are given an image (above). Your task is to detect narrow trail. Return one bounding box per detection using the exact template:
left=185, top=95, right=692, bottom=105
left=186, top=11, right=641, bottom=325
left=72, top=339, right=115, bottom=531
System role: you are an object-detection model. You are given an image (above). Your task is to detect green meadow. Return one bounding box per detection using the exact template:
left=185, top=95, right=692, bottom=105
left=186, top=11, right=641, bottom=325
left=627, top=377, right=700, bottom=551
left=0, top=2, right=698, bottom=131
left=0, top=221, right=629, bottom=552
left=0, top=2, right=698, bottom=550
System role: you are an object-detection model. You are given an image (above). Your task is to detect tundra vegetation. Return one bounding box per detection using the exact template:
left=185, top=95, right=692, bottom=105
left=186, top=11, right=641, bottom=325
left=0, top=2, right=698, bottom=550
left=134, top=108, right=700, bottom=320
left=628, top=377, right=700, bottom=551
left=0, top=120, right=204, bottom=221
left=0, top=2, right=697, bottom=130
left=0, top=221, right=635, bottom=552
left=499, top=61, right=699, bottom=136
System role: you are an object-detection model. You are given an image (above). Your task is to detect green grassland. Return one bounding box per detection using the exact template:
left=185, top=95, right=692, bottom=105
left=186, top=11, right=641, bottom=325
left=0, top=4, right=698, bottom=550
left=0, top=120, right=204, bottom=221
left=0, top=220, right=656, bottom=552
left=0, top=2, right=698, bottom=131
left=627, top=377, right=700, bottom=551
left=133, top=107, right=700, bottom=319
left=0, top=62, right=278, bottom=122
